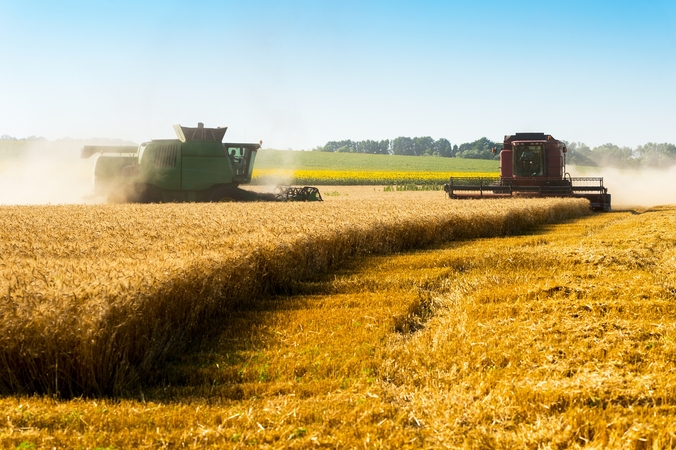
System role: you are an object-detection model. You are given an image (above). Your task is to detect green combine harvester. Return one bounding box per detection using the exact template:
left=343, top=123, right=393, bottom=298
left=82, top=123, right=322, bottom=203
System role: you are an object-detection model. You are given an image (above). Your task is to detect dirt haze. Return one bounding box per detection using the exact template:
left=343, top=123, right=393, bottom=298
left=569, top=165, right=676, bottom=208
left=0, top=140, right=131, bottom=205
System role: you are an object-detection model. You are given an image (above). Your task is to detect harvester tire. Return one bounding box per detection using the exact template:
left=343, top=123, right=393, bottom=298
left=210, top=186, right=244, bottom=202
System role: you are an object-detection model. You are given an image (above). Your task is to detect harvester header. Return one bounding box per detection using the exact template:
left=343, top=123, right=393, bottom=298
left=444, top=133, right=611, bottom=211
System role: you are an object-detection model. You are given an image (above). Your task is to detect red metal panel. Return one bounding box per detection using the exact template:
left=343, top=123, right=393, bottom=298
left=500, top=149, right=513, bottom=178
left=546, top=144, right=563, bottom=178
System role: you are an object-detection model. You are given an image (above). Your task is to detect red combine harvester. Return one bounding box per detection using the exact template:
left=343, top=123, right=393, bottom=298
left=443, top=133, right=611, bottom=211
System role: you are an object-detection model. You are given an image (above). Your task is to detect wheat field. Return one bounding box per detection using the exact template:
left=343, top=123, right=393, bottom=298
left=5, top=191, right=673, bottom=448
left=0, top=192, right=588, bottom=399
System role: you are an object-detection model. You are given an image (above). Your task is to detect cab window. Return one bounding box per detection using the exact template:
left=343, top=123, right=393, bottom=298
left=514, top=144, right=544, bottom=176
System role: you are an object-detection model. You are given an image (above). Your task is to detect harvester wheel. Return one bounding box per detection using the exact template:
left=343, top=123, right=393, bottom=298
left=210, top=186, right=244, bottom=202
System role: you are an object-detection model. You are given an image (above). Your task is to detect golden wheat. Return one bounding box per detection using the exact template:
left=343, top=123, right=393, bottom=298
left=3, top=204, right=676, bottom=448
left=0, top=194, right=589, bottom=397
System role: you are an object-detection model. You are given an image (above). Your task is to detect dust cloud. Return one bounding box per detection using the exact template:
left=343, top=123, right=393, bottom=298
left=568, top=165, right=676, bottom=208
left=0, top=141, right=105, bottom=205
left=251, top=148, right=300, bottom=189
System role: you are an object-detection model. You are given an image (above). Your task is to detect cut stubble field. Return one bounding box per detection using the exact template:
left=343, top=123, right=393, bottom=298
left=2, top=189, right=676, bottom=448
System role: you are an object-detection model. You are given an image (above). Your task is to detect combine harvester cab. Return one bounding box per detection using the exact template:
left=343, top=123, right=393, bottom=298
left=443, top=133, right=611, bottom=211
left=81, top=123, right=322, bottom=203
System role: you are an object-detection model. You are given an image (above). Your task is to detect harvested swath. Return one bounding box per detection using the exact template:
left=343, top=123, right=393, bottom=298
left=0, top=197, right=590, bottom=396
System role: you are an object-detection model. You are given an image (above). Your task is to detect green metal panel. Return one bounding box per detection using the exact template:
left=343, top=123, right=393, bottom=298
left=139, top=140, right=182, bottom=190
left=94, top=155, right=137, bottom=178
left=135, top=138, right=259, bottom=193
left=181, top=140, right=236, bottom=190
left=93, top=155, right=137, bottom=192
left=182, top=155, right=233, bottom=190
left=246, top=147, right=257, bottom=180
left=182, top=140, right=227, bottom=157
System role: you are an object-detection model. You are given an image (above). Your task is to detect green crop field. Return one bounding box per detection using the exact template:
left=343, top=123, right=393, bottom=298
left=255, top=149, right=500, bottom=173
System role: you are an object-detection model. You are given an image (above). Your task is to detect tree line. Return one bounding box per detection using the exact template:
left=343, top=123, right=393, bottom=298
left=317, top=137, right=501, bottom=159
left=317, top=137, right=676, bottom=168
left=565, top=142, right=676, bottom=169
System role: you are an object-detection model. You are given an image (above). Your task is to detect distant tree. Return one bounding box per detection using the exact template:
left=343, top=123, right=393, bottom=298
left=378, top=139, right=391, bottom=155
left=315, top=142, right=334, bottom=152
left=564, top=142, right=597, bottom=167
left=412, top=136, right=435, bottom=156
left=336, top=144, right=354, bottom=153
left=590, top=143, right=636, bottom=168
left=320, top=140, right=356, bottom=153
left=635, top=142, right=676, bottom=168
left=391, top=137, right=415, bottom=156
left=318, top=139, right=390, bottom=154
left=356, top=139, right=389, bottom=154
left=318, top=137, right=457, bottom=157
left=456, top=137, right=499, bottom=160
left=1, top=135, right=16, bottom=140
left=355, top=140, right=372, bottom=154
left=433, top=138, right=453, bottom=157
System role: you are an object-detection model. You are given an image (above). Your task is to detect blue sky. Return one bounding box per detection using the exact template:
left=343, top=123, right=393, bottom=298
left=0, top=0, right=674, bottom=149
